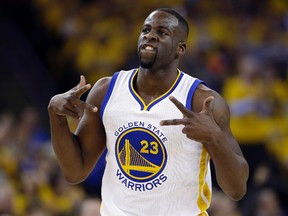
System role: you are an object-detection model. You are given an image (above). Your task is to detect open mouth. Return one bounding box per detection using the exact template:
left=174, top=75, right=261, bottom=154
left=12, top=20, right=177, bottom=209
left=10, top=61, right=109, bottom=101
left=142, top=44, right=156, bottom=51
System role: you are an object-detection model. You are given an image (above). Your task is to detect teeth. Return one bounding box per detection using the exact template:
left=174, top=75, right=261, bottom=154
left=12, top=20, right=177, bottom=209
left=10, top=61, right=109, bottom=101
left=145, top=46, right=153, bottom=50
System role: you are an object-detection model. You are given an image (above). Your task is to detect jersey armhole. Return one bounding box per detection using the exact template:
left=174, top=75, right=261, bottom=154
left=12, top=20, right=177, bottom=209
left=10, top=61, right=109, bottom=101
left=186, top=79, right=208, bottom=110
left=100, top=72, right=120, bottom=120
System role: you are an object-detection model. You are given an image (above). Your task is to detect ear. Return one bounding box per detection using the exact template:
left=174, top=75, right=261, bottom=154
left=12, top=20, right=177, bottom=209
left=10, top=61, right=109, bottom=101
left=177, top=41, right=186, bottom=56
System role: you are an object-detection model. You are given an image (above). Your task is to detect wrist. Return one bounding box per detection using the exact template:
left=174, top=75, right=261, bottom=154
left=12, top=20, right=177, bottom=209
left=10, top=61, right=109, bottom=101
left=202, top=131, right=224, bottom=151
left=48, top=108, right=67, bottom=123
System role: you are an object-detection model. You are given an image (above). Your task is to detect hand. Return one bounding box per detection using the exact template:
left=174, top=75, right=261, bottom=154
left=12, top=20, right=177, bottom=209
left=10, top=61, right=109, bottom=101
left=160, top=95, right=220, bottom=143
left=48, top=75, right=98, bottom=119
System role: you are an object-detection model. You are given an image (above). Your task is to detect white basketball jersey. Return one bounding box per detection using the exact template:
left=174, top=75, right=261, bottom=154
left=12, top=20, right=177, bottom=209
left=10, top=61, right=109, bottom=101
left=100, top=69, right=211, bottom=216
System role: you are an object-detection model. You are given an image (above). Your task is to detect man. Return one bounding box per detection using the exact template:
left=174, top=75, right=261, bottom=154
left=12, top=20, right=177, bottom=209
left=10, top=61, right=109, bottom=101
left=48, top=8, right=249, bottom=216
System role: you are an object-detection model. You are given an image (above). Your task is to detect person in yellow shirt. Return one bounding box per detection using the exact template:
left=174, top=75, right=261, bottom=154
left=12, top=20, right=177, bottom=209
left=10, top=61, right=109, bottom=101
left=222, top=54, right=288, bottom=183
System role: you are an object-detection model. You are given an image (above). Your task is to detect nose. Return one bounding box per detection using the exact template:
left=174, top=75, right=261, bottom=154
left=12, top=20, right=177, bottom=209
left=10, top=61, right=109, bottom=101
left=144, top=30, right=157, bottom=41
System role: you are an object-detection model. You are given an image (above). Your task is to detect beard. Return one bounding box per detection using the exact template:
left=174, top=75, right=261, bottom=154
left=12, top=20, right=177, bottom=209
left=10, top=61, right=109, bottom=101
left=138, top=49, right=157, bottom=69
left=139, top=58, right=156, bottom=68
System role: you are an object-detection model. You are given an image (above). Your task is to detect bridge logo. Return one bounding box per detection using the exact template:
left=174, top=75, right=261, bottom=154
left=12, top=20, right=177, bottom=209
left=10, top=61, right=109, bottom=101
left=115, top=127, right=167, bottom=182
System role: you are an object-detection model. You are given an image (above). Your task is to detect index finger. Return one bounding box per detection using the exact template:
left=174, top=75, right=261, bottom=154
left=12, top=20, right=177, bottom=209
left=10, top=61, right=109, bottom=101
left=168, top=96, right=191, bottom=116
left=160, top=118, right=189, bottom=126
left=73, top=84, right=92, bottom=98
left=77, top=100, right=98, bottom=112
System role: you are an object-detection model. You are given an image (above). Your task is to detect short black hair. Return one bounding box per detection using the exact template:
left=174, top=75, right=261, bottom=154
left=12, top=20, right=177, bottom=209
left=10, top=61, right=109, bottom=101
left=155, top=8, right=189, bottom=38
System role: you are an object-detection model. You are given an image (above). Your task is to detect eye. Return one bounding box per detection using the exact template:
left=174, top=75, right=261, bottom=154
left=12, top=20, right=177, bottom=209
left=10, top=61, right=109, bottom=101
left=158, top=30, right=168, bottom=36
left=142, top=28, right=150, bottom=34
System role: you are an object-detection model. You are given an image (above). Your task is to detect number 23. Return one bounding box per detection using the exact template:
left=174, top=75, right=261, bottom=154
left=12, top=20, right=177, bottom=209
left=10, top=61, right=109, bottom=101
left=140, top=140, right=159, bottom=154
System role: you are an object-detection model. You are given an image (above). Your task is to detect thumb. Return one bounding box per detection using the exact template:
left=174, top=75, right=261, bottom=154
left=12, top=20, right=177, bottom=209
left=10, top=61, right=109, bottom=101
left=200, top=96, right=214, bottom=115
left=77, top=75, right=87, bottom=89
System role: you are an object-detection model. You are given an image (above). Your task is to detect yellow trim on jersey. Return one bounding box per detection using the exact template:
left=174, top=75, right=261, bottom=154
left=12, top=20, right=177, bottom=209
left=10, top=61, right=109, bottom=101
left=131, top=68, right=181, bottom=111
left=197, top=147, right=211, bottom=212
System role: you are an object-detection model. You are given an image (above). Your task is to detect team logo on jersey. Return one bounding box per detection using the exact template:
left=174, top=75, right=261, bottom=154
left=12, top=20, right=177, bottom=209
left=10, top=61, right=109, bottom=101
left=115, top=125, right=167, bottom=191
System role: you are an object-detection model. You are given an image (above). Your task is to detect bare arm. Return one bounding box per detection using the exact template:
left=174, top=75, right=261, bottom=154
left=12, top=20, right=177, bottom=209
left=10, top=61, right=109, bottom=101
left=47, top=75, right=110, bottom=184
left=160, top=85, right=249, bottom=201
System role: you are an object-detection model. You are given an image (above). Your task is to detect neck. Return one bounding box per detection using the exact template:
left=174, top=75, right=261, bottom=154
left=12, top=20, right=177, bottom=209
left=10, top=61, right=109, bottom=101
left=134, top=67, right=179, bottom=104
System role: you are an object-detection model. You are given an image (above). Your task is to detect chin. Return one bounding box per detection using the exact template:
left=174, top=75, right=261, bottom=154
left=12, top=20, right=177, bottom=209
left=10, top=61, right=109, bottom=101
left=140, top=63, right=153, bottom=69
left=139, top=59, right=155, bottom=69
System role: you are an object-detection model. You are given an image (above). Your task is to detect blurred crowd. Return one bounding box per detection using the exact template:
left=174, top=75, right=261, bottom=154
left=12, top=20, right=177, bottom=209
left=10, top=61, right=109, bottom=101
left=0, top=0, right=288, bottom=215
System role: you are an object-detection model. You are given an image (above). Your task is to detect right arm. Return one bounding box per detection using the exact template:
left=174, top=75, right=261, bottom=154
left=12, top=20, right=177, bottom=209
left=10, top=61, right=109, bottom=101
left=47, top=75, right=111, bottom=184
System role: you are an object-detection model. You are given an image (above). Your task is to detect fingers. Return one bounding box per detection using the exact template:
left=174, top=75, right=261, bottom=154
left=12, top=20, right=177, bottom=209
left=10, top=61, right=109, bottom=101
left=65, top=101, right=98, bottom=119
left=79, top=75, right=86, bottom=87
left=72, top=75, right=86, bottom=90
left=160, top=96, right=215, bottom=127
left=200, top=96, right=214, bottom=115
left=71, top=75, right=97, bottom=113
left=75, top=83, right=92, bottom=98
left=71, top=75, right=91, bottom=98
left=69, top=97, right=97, bottom=112
left=160, top=96, right=191, bottom=126
left=168, top=96, right=191, bottom=116
left=160, top=118, right=189, bottom=126
left=77, top=100, right=98, bottom=113
left=49, top=75, right=98, bottom=120
left=64, top=104, right=83, bottom=120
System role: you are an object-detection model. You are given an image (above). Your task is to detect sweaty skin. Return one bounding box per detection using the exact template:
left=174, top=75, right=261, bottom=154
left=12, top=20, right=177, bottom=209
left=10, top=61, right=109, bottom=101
left=48, top=10, right=248, bottom=201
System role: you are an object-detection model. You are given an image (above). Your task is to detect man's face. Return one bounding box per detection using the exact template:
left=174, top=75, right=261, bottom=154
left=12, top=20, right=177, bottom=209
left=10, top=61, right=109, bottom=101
left=138, top=11, right=181, bottom=69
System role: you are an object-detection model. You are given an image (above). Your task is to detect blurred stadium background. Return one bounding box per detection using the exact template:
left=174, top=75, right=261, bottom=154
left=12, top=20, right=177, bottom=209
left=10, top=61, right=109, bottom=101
left=0, top=0, right=288, bottom=215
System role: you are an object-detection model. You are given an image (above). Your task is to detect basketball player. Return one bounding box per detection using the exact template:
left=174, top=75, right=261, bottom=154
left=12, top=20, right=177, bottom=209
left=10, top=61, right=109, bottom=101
left=48, top=8, right=249, bottom=215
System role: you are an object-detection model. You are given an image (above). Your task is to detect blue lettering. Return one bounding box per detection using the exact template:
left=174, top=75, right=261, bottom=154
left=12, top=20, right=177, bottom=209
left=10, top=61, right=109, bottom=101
left=116, top=171, right=167, bottom=191
left=145, top=182, right=153, bottom=190
left=162, top=137, right=168, bottom=143
left=139, top=121, right=145, bottom=127
left=154, top=129, right=160, bottom=136
left=115, top=121, right=147, bottom=136
left=118, top=126, right=124, bottom=132
left=135, top=183, right=142, bottom=192
left=116, top=169, right=125, bottom=180
left=152, top=178, right=161, bottom=187
left=128, top=181, right=135, bottom=190
left=159, top=174, right=168, bottom=182
left=122, top=178, right=128, bottom=187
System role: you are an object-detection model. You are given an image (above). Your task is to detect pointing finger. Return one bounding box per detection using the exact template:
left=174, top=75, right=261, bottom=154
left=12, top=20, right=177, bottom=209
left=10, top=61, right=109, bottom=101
left=73, top=83, right=92, bottom=98
left=168, top=96, right=191, bottom=116
left=160, top=117, right=190, bottom=126
left=77, top=100, right=98, bottom=113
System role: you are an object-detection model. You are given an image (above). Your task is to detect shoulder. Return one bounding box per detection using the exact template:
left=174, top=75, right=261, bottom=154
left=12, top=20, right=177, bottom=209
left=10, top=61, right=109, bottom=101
left=86, top=77, right=112, bottom=108
left=93, top=77, right=112, bottom=92
left=86, top=69, right=135, bottom=107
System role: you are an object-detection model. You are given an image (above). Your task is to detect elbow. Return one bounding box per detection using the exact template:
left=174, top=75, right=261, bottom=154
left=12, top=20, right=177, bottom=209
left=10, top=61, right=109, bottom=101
left=218, top=173, right=249, bottom=201
left=62, top=171, right=88, bottom=185
left=65, top=177, right=85, bottom=185
left=227, top=186, right=247, bottom=201
left=58, top=160, right=93, bottom=185
left=229, top=159, right=249, bottom=201
left=220, top=175, right=248, bottom=201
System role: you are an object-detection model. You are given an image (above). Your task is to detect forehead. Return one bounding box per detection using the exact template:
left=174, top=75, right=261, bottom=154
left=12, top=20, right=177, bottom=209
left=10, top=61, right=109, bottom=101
left=143, top=11, right=178, bottom=29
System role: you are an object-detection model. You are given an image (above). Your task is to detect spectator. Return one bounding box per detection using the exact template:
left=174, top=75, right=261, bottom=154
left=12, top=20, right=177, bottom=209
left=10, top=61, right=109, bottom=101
left=79, top=197, right=101, bottom=216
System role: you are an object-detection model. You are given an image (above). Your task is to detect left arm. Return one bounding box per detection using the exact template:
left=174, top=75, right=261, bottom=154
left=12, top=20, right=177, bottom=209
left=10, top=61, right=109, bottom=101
left=201, top=93, right=249, bottom=201
left=160, top=86, right=249, bottom=201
